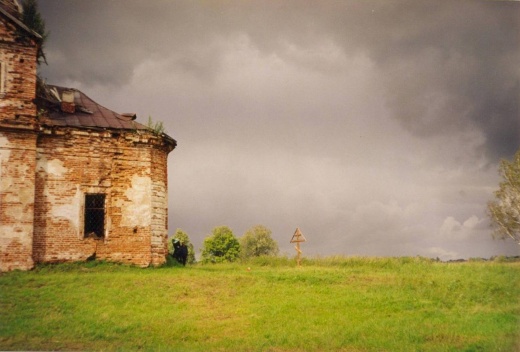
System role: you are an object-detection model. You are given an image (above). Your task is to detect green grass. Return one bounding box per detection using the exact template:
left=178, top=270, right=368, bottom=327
left=1, top=257, right=519, bottom=351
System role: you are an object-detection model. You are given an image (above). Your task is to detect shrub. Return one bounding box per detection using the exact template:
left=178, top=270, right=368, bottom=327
left=200, top=226, right=240, bottom=264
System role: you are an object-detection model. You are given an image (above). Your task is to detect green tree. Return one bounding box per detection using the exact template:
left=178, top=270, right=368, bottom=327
left=22, top=0, right=48, bottom=65
left=240, top=225, right=279, bottom=259
left=201, top=226, right=240, bottom=263
left=488, top=149, right=520, bottom=244
left=168, top=229, right=196, bottom=264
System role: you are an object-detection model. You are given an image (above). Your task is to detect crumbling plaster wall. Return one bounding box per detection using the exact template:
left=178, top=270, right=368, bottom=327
left=0, top=13, right=39, bottom=271
left=0, top=130, right=37, bottom=271
left=33, top=128, right=171, bottom=267
left=150, top=146, right=169, bottom=266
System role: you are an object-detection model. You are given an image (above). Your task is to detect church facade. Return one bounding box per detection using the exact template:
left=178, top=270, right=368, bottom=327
left=0, top=0, right=177, bottom=271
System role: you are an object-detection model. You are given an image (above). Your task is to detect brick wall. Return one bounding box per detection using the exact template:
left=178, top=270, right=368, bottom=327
left=0, top=129, right=37, bottom=271
left=150, top=145, right=169, bottom=266
left=0, top=14, right=38, bottom=129
left=0, top=9, right=39, bottom=271
left=33, top=128, right=173, bottom=267
left=1, top=1, right=22, bottom=19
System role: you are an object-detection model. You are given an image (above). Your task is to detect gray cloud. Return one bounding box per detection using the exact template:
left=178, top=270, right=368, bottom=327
left=38, top=0, right=519, bottom=259
left=40, top=0, right=519, bottom=161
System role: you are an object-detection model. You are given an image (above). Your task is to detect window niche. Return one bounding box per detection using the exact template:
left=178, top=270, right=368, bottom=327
left=84, top=194, right=105, bottom=238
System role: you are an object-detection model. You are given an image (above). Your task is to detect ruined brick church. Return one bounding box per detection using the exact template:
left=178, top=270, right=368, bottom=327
left=0, top=0, right=177, bottom=271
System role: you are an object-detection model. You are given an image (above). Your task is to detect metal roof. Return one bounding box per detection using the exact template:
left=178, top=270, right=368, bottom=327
left=36, top=84, right=177, bottom=150
left=41, top=85, right=149, bottom=131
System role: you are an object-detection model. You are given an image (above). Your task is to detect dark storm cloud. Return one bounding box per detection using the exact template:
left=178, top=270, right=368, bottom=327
left=360, top=1, right=520, bottom=161
left=36, top=0, right=520, bottom=259
left=39, top=0, right=519, bottom=161
left=39, top=0, right=223, bottom=84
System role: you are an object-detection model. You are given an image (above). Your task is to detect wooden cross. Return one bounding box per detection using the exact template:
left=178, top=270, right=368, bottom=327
left=290, top=227, right=306, bottom=266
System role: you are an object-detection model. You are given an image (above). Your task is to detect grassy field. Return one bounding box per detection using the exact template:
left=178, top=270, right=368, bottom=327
left=0, top=256, right=519, bottom=351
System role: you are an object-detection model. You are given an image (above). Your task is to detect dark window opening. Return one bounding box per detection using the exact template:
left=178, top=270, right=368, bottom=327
left=84, top=194, right=105, bottom=238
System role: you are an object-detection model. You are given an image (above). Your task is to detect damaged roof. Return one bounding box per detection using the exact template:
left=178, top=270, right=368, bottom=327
left=37, top=84, right=177, bottom=149
left=38, top=85, right=149, bottom=131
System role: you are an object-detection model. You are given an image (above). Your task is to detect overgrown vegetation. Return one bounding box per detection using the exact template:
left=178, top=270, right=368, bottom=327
left=1, top=257, right=518, bottom=351
left=21, top=0, right=48, bottom=65
left=146, top=115, right=165, bottom=135
left=488, top=147, right=520, bottom=244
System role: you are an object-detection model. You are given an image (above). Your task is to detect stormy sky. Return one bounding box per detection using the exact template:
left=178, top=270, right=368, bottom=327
left=38, top=0, right=519, bottom=260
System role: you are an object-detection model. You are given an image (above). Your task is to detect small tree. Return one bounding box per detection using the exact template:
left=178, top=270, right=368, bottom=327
left=488, top=149, right=520, bottom=244
left=240, top=225, right=279, bottom=259
left=22, top=0, right=48, bottom=65
left=201, top=226, right=240, bottom=264
left=169, top=228, right=196, bottom=264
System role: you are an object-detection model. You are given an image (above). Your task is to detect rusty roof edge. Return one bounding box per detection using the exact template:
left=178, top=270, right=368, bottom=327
left=121, top=113, right=137, bottom=120
left=39, top=123, right=177, bottom=151
left=139, top=123, right=177, bottom=147
left=159, top=131, right=177, bottom=150
left=38, top=122, right=170, bottom=137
